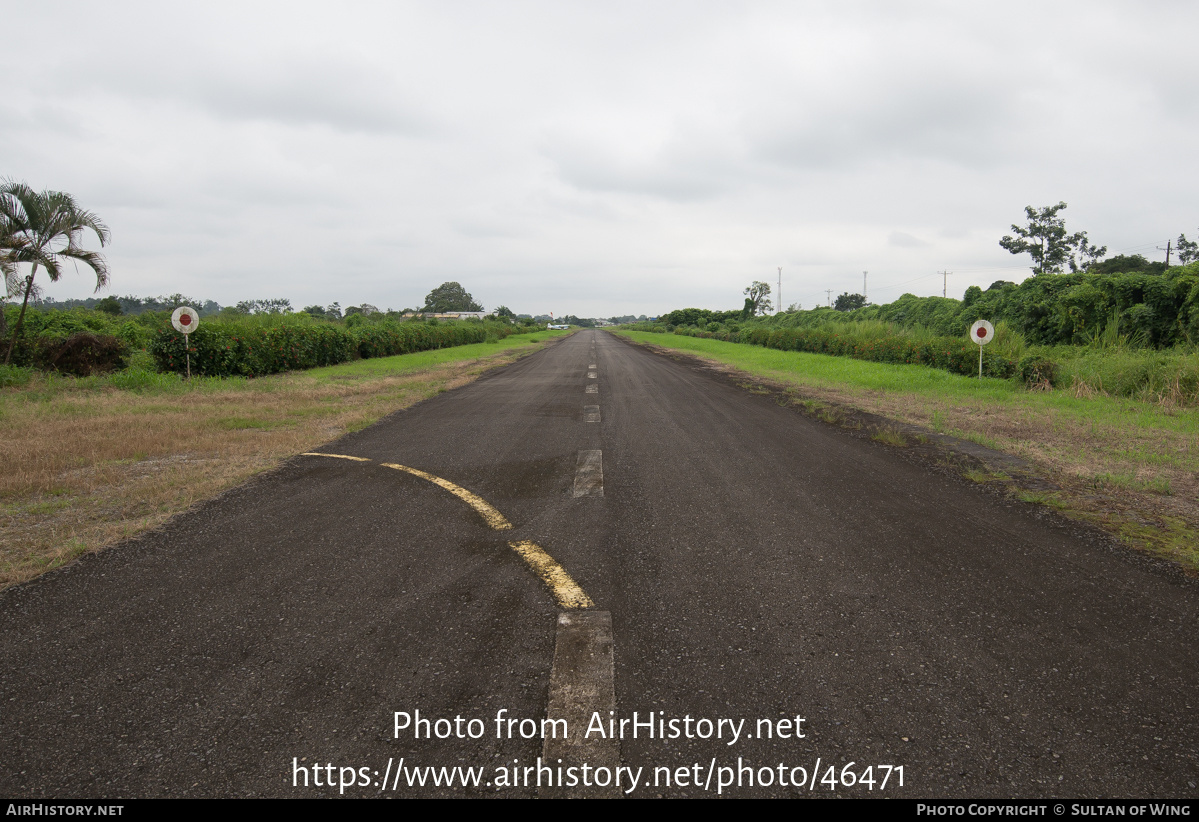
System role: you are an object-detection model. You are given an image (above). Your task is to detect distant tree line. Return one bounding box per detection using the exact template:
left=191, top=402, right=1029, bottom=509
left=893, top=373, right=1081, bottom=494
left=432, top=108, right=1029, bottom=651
left=654, top=255, right=1199, bottom=349
left=25, top=294, right=223, bottom=317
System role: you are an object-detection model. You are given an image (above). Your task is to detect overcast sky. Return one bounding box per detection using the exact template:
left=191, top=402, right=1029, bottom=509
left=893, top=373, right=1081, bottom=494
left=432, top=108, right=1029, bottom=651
left=4, top=1, right=1196, bottom=317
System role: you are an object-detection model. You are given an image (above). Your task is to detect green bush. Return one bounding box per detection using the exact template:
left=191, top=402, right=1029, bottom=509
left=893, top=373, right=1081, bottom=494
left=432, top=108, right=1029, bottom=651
left=149, top=319, right=359, bottom=377
left=148, top=315, right=530, bottom=377
left=674, top=323, right=1017, bottom=379
left=2, top=328, right=130, bottom=375
left=37, top=332, right=129, bottom=375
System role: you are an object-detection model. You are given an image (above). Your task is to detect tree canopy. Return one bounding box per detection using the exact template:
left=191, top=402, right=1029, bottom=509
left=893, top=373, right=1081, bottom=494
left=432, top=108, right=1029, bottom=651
left=999, top=202, right=1105, bottom=274
left=1, top=181, right=111, bottom=364
left=834, top=292, right=867, bottom=312
left=743, top=281, right=773, bottom=316
left=1177, top=232, right=1198, bottom=265
left=423, top=281, right=483, bottom=313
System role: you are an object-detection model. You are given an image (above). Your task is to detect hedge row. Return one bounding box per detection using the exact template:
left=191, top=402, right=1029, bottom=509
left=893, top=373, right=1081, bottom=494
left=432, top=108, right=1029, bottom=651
left=1, top=305, right=161, bottom=355
left=674, top=325, right=1018, bottom=379
left=148, top=319, right=529, bottom=377
left=0, top=331, right=130, bottom=376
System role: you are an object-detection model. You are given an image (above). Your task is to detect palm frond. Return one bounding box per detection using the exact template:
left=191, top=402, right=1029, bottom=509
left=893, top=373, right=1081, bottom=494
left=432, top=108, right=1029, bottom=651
left=5, top=269, right=41, bottom=302
left=68, top=207, right=110, bottom=247
left=0, top=180, right=108, bottom=286
left=59, top=244, right=109, bottom=290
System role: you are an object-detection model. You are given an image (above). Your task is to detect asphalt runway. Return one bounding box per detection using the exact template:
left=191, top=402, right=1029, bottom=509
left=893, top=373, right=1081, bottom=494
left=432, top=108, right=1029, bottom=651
left=2, top=329, right=1197, bottom=798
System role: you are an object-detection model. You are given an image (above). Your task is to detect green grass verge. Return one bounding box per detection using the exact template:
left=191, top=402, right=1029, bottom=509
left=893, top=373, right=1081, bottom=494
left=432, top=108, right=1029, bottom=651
left=306, top=332, right=565, bottom=381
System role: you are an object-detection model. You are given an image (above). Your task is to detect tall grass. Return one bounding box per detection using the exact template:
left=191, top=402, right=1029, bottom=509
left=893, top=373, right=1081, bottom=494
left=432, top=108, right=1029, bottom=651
left=1055, top=348, right=1199, bottom=404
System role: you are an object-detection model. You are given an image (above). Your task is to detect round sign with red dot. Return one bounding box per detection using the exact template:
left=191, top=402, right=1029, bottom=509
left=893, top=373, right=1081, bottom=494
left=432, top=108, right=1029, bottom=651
left=969, top=319, right=994, bottom=345
left=171, top=306, right=200, bottom=335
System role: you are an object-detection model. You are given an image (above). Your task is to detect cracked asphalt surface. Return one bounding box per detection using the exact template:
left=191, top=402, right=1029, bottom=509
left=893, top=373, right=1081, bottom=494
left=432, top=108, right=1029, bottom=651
left=2, top=329, right=1197, bottom=798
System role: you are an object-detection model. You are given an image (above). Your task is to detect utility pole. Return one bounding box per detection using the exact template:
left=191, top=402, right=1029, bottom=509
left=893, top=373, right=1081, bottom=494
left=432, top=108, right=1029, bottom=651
left=1157, top=240, right=1172, bottom=266
left=940, top=270, right=952, bottom=298
left=826, top=289, right=833, bottom=307
left=778, top=267, right=782, bottom=313
left=863, top=271, right=868, bottom=303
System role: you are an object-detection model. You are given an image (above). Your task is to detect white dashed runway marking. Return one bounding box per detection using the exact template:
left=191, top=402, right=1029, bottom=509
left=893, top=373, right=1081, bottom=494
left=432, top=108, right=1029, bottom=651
left=573, top=450, right=603, bottom=498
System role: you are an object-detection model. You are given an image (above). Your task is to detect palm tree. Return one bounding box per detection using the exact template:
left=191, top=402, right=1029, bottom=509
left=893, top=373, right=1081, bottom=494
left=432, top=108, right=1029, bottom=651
left=0, top=218, right=34, bottom=340
left=1, top=181, right=111, bottom=364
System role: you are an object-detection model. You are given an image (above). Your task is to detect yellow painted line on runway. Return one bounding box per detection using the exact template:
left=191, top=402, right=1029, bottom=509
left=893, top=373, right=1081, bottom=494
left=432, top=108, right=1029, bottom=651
left=302, top=452, right=372, bottom=461
left=509, top=541, right=595, bottom=609
left=303, top=453, right=593, bottom=607
left=381, top=463, right=513, bottom=530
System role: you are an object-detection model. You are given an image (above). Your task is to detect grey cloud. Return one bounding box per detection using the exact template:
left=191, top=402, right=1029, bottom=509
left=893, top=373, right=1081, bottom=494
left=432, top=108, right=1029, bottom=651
left=747, top=66, right=1025, bottom=172
left=889, top=231, right=929, bottom=248
left=543, top=128, right=741, bottom=202
left=450, top=219, right=523, bottom=240
left=65, top=51, right=434, bottom=136
left=187, top=61, right=433, bottom=135
left=6, top=3, right=1199, bottom=317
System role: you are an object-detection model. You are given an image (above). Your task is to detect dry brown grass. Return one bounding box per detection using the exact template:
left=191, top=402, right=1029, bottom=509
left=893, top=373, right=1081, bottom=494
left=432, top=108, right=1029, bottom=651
left=776, top=380, right=1199, bottom=509
left=0, top=343, right=547, bottom=589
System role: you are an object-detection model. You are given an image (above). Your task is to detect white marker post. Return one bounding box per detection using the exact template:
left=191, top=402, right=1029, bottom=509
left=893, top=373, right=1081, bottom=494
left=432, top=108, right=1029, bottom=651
left=171, top=307, right=200, bottom=379
left=970, top=319, right=994, bottom=379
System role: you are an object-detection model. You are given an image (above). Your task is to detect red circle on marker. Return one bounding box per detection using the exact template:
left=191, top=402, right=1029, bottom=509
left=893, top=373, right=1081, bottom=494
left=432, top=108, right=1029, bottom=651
left=180, top=314, right=192, bottom=326
left=976, top=327, right=986, bottom=338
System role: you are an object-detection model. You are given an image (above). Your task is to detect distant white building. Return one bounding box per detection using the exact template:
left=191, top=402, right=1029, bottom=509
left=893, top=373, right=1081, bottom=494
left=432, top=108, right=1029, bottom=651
left=401, top=311, right=489, bottom=320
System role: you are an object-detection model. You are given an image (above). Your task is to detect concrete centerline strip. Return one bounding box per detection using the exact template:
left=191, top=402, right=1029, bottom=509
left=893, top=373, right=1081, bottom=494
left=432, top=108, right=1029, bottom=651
left=508, top=542, right=595, bottom=609
left=301, top=452, right=371, bottom=462
left=588, top=364, right=596, bottom=369
left=587, top=371, right=597, bottom=379
left=380, top=463, right=513, bottom=530
left=573, top=450, right=603, bottom=498
left=541, top=610, right=620, bottom=798
left=585, top=385, right=598, bottom=394
left=584, top=405, right=601, bottom=423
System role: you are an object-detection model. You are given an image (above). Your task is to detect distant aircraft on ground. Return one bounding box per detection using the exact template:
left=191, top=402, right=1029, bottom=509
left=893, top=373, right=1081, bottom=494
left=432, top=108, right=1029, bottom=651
left=547, top=323, right=570, bottom=330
